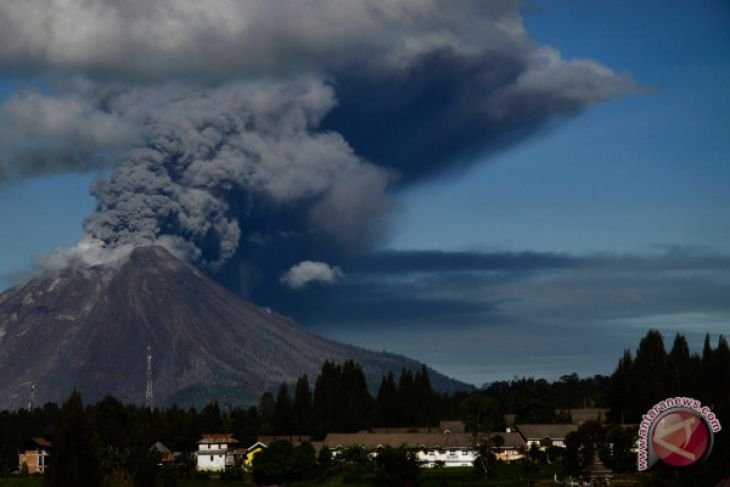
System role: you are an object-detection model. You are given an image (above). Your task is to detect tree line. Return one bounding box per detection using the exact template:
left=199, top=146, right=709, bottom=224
left=608, top=330, right=730, bottom=423
left=0, top=329, right=727, bottom=485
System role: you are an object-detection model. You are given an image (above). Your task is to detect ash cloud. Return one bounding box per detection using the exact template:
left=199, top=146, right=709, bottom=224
left=0, top=91, right=139, bottom=183
left=77, top=80, right=392, bottom=269
left=0, top=0, right=639, bottom=287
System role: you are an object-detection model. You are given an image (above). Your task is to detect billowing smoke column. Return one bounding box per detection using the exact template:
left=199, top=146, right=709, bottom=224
left=0, top=0, right=638, bottom=290
left=79, top=80, right=392, bottom=270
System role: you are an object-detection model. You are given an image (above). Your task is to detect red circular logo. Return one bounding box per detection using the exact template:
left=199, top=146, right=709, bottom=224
left=651, top=410, right=709, bottom=467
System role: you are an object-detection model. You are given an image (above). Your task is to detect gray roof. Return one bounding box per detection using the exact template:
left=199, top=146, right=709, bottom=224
left=516, top=424, right=578, bottom=440
left=150, top=441, right=170, bottom=453
left=324, top=431, right=525, bottom=450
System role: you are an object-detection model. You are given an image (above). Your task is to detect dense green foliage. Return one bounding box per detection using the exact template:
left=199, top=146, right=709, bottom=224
left=607, top=331, right=730, bottom=485
left=251, top=440, right=317, bottom=485
left=43, top=390, right=102, bottom=487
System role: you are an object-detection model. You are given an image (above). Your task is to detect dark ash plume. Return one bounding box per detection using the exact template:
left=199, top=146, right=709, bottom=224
left=0, top=0, right=639, bottom=290
left=79, top=80, right=392, bottom=269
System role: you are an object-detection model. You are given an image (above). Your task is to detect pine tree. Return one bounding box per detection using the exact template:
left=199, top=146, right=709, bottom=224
left=632, top=329, right=667, bottom=411
left=312, top=361, right=341, bottom=436
left=666, top=333, right=692, bottom=396
left=375, top=372, right=398, bottom=427
left=397, top=368, right=415, bottom=426
left=339, top=360, right=374, bottom=432
left=200, top=401, right=222, bottom=433
left=710, top=335, right=730, bottom=407
left=700, top=333, right=715, bottom=402
left=293, top=375, right=312, bottom=435
left=259, top=392, right=275, bottom=435
left=44, top=390, right=102, bottom=487
left=272, top=383, right=294, bottom=435
left=608, top=349, right=635, bottom=423
left=413, top=365, right=437, bottom=426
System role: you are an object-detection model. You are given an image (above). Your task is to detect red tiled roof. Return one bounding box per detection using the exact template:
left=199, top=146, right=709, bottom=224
left=198, top=433, right=239, bottom=444
left=31, top=437, right=52, bottom=448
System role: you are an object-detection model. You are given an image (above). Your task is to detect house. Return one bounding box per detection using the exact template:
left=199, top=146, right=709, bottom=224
left=243, top=441, right=267, bottom=469
left=323, top=428, right=526, bottom=468
left=17, top=437, right=52, bottom=475
left=489, top=432, right=525, bottom=462
left=149, top=441, right=176, bottom=463
left=196, top=433, right=241, bottom=472
left=515, top=424, right=579, bottom=449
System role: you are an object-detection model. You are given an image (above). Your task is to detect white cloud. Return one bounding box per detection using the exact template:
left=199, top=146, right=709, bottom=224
left=280, top=261, right=345, bottom=289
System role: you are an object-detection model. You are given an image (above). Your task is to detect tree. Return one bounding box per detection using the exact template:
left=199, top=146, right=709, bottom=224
left=312, top=361, right=341, bottom=435
left=312, top=360, right=374, bottom=434
left=317, top=445, right=333, bottom=474
left=44, top=390, right=102, bottom=487
left=199, top=401, right=222, bottom=433
left=397, top=368, right=415, bottom=425
left=461, top=394, right=498, bottom=436
left=375, top=372, right=398, bottom=427
left=413, top=365, right=438, bottom=426
left=666, top=333, right=692, bottom=397
left=293, top=375, right=312, bottom=434
left=272, top=383, right=294, bottom=435
left=252, top=440, right=295, bottom=485
left=562, top=421, right=609, bottom=476
left=604, top=424, right=637, bottom=473
left=291, top=442, right=317, bottom=480
left=373, top=446, right=421, bottom=486
left=258, top=392, right=275, bottom=435
left=339, top=360, right=375, bottom=432
left=132, top=449, right=160, bottom=487
left=608, top=349, right=636, bottom=423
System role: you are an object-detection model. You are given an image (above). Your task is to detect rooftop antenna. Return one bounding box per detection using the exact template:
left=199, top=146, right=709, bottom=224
left=145, top=344, right=154, bottom=411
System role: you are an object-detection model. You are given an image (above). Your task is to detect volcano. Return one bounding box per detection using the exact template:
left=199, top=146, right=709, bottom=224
left=0, top=246, right=467, bottom=409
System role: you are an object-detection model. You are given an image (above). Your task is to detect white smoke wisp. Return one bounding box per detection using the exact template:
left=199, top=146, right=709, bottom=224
left=280, top=261, right=346, bottom=289
left=34, top=237, right=138, bottom=272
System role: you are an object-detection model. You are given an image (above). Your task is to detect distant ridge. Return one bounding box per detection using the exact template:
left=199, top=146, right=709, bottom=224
left=0, top=246, right=470, bottom=409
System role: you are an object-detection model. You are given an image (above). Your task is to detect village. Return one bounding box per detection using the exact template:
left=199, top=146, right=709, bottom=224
left=5, top=331, right=729, bottom=486
left=17, top=409, right=618, bottom=485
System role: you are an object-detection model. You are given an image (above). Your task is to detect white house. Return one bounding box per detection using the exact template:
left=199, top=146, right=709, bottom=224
left=324, top=425, right=526, bottom=468
left=196, top=433, right=240, bottom=472
left=515, top=424, right=578, bottom=450
left=17, top=437, right=52, bottom=475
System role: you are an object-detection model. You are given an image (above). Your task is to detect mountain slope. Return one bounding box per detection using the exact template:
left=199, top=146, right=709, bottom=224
left=0, top=246, right=469, bottom=409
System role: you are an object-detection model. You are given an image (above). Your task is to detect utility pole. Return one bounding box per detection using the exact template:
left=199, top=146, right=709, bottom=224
left=27, top=383, right=35, bottom=411
left=145, top=345, right=153, bottom=411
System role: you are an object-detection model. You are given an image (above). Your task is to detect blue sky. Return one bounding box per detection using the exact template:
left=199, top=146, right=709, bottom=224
left=0, top=1, right=728, bottom=385
left=390, top=0, right=730, bottom=256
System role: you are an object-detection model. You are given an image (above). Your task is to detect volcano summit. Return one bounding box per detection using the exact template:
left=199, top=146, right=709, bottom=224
left=0, top=246, right=466, bottom=409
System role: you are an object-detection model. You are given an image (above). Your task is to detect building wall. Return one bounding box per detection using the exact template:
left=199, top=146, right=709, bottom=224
left=417, top=448, right=476, bottom=468
left=196, top=452, right=227, bottom=471
left=18, top=450, right=49, bottom=475
left=526, top=439, right=566, bottom=449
